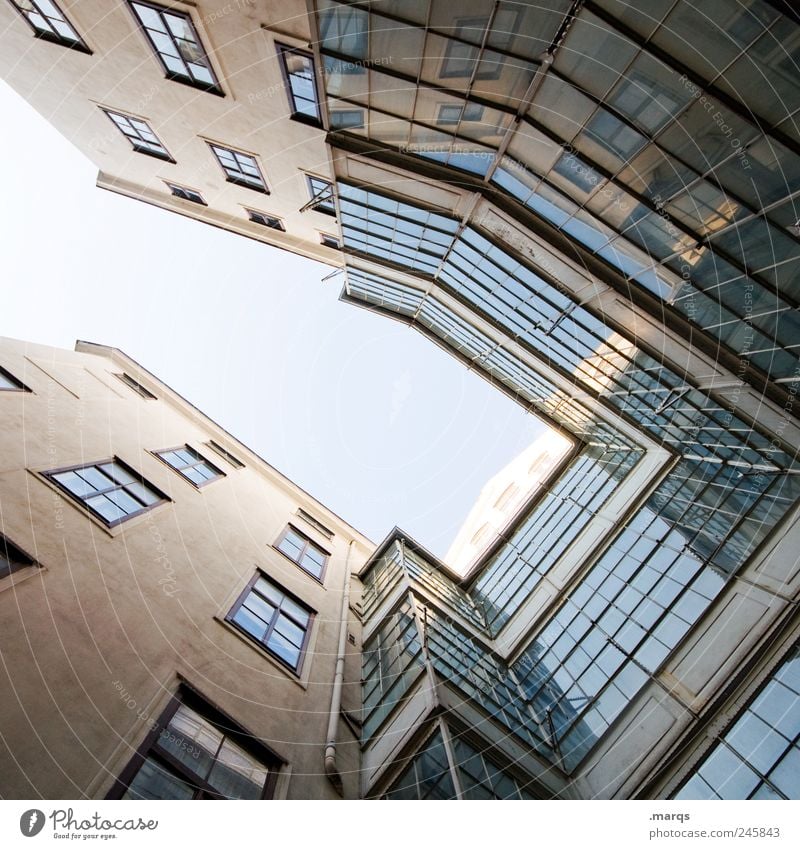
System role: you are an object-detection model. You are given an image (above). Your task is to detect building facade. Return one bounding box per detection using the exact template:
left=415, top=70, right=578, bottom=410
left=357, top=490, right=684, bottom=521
left=1, top=0, right=799, bottom=800
left=0, top=336, right=372, bottom=799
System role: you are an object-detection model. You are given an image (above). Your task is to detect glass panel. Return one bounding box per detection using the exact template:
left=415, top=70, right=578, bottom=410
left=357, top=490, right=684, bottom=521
left=206, top=739, right=267, bottom=799
left=160, top=705, right=223, bottom=780
left=123, top=757, right=195, bottom=800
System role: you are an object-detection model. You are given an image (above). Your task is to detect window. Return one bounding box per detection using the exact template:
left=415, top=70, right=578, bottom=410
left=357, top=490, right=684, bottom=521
left=227, top=573, right=313, bottom=672
left=209, top=144, right=268, bottom=192
left=437, top=103, right=485, bottom=126
left=320, top=233, right=340, bottom=249
left=318, top=4, right=367, bottom=63
left=155, top=445, right=224, bottom=487
left=128, top=1, right=221, bottom=94
left=275, top=525, right=329, bottom=581
left=247, top=210, right=284, bottom=231
left=276, top=44, right=321, bottom=125
left=0, top=365, right=29, bottom=392
left=166, top=182, right=205, bottom=205
left=45, top=459, right=167, bottom=527
left=205, top=440, right=245, bottom=469
left=8, top=0, right=89, bottom=52
left=305, top=175, right=335, bottom=215
left=108, top=687, right=280, bottom=799
left=102, top=109, right=173, bottom=161
left=115, top=372, right=157, bottom=400
left=0, top=534, right=36, bottom=580
left=330, top=108, right=365, bottom=130
left=295, top=508, right=333, bottom=540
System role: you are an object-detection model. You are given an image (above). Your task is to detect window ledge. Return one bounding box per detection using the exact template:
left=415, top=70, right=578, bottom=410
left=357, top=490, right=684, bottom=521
left=0, top=564, right=45, bottom=594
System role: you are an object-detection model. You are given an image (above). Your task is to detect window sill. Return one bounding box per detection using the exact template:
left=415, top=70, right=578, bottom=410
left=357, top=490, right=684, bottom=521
left=0, top=564, right=45, bottom=594
left=164, top=72, right=224, bottom=97
left=290, top=114, right=323, bottom=130
left=226, top=177, right=269, bottom=194
left=33, top=30, right=92, bottom=55
left=132, top=146, right=176, bottom=164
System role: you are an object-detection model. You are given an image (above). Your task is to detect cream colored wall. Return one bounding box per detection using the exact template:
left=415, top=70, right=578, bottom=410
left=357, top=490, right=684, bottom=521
left=0, top=335, right=371, bottom=799
left=0, top=0, right=343, bottom=264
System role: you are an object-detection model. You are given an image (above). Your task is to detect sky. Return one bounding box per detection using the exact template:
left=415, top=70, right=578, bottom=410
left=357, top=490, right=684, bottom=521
left=0, top=79, right=553, bottom=558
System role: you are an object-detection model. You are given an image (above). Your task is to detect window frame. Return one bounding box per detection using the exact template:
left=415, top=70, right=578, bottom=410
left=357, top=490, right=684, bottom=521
left=204, top=440, right=245, bottom=470
left=101, top=108, right=175, bottom=162
left=274, top=524, right=330, bottom=582
left=226, top=571, right=315, bottom=674
left=166, top=182, right=206, bottom=205
left=106, top=684, right=283, bottom=800
left=153, top=444, right=225, bottom=489
left=7, top=0, right=91, bottom=53
left=246, top=209, right=285, bottom=231
left=305, top=174, right=336, bottom=216
left=44, top=458, right=170, bottom=528
left=295, top=508, right=333, bottom=540
left=0, top=365, right=31, bottom=392
left=114, top=372, right=157, bottom=400
left=0, top=534, right=38, bottom=581
left=319, top=232, right=341, bottom=249
left=275, top=42, right=322, bottom=127
left=208, top=143, right=269, bottom=193
left=127, top=0, right=223, bottom=96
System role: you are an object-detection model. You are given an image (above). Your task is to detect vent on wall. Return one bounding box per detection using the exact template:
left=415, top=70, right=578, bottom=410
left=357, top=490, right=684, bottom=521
left=205, top=440, right=245, bottom=470
left=296, top=508, right=333, bottom=540
left=115, top=372, right=157, bottom=400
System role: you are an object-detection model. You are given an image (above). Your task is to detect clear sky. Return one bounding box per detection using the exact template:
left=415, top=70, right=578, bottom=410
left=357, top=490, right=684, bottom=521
left=0, top=79, right=552, bottom=557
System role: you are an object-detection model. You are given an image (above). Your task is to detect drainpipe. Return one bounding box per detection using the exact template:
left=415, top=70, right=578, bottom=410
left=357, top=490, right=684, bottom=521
left=324, top=539, right=355, bottom=793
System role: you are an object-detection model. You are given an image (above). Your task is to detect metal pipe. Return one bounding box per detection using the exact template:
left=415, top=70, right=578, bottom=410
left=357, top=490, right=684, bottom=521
left=324, top=539, right=355, bottom=793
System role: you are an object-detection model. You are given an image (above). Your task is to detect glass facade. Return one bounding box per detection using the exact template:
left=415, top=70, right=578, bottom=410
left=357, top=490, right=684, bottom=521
left=381, top=724, right=540, bottom=799
left=316, top=0, right=800, bottom=384
left=675, top=645, right=800, bottom=800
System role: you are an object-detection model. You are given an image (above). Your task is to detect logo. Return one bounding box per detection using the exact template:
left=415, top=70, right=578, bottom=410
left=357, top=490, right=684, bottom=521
left=19, top=809, right=46, bottom=837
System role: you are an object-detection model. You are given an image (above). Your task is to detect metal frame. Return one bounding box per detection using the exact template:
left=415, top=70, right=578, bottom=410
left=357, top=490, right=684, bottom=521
left=275, top=42, right=322, bottom=127
left=274, top=523, right=330, bottom=582
left=207, top=142, right=269, bottom=193
left=225, top=569, right=315, bottom=675
left=7, top=0, right=91, bottom=53
left=127, top=0, right=223, bottom=96
left=44, top=457, right=170, bottom=528
left=0, top=364, right=31, bottom=392
left=152, top=444, right=225, bottom=489
left=101, top=108, right=175, bottom=162
left=105, top=683, right=282, bottom=800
